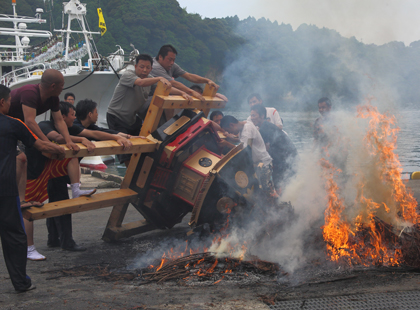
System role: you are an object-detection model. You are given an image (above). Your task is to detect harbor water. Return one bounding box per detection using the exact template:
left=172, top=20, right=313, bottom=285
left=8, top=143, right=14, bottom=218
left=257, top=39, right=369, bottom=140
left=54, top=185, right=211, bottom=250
left=105, top=109, right=420, bottom=177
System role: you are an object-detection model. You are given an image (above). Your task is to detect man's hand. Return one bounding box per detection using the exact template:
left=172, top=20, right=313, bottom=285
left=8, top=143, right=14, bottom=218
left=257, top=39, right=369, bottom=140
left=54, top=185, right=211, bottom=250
left=218, top=139, right=235, bottom=150
left=116, top=136, right=132, bottom=150
left=159, top=77, right=172, bottom=89
left=215, top=93, right=228, bottom=102
left=191, top=90, right=205, bottom=102
left=181, top=93, right=194, bottom=104
left=52, top=144, right=66, bottom=160
left=207, top=80, right=219, bottom=91
left=35, top=140, right=66, bottom=159
left=81, top=138, right=96, bottom=153
left=66, top=141, right=80, bottom=154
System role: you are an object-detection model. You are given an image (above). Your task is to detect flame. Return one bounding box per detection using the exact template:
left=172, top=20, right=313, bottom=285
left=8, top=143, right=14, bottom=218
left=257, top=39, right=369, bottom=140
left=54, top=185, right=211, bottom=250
left=149, top=205, right=248, bottom=281
left=322, top=104, right=419, bottom=267
left=155, top=254, right=168, bottom=272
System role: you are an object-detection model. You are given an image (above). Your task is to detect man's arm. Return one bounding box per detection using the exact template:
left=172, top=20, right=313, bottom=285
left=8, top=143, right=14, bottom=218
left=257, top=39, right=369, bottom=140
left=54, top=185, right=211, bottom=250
left=169, top=79, right=205, bottom=101
left=15, top=117, right=64, bottom=156
left=169, top=87, right=194, bottom=103
left=51, top=110, right=80, bottom=152
left=46, top=131, right=95, bottom=153
left=134, top=76, right=171, bottom=88
left=33, top=139, right=65, bottom=157
left=78, top=130, right=132, bottom=150
left=215, top=93, right=228, bottom=102
left=180, top=72, right=219, bottom=91
left=22, top=105, right=50, bottom=141
left=270, top=110, right=283, bottom=130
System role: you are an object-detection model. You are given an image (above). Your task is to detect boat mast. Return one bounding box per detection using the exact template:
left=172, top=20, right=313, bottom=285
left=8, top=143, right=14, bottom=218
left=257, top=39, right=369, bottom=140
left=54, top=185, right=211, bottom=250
left=12, top=0, right=20, bottom=56
left=59, top=0, right=100, bottom=67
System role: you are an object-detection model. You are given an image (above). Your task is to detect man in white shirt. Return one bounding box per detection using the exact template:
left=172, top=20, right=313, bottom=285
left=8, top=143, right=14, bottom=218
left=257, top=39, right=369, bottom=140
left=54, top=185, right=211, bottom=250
left=247, top=93, right=283, bottom=130
left=220, top=115, right=274, bottom=194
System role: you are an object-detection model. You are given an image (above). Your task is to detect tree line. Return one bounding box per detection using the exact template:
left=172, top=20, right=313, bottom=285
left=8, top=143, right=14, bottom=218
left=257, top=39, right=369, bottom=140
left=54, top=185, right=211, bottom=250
left=2, top=0, right=420, bottom=110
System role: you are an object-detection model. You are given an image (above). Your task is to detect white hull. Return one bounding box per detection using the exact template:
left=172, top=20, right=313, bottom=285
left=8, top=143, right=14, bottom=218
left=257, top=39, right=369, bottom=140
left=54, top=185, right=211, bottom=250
left=10, top=70, right=120, bottom=126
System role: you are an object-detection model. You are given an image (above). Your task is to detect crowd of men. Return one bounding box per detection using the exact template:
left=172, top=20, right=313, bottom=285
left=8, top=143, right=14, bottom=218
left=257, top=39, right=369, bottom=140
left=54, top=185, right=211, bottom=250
left=0, top=43, right=332, bottom=293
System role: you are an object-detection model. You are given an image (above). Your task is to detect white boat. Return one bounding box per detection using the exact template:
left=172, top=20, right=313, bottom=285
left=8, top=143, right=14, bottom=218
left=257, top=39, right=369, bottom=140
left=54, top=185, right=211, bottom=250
left=80, top=155, right=107, bottom=171
left=0, top=0, right=137, bottom=126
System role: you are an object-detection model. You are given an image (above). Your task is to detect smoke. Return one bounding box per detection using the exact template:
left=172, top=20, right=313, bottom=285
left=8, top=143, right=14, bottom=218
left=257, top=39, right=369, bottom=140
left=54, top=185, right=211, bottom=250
left=131, top=8, right=415, bottom=273
left=127, top=228, right=209, bottom=270
left=209, top=104, right=412, bottom=273
left=212, top=10, right=411, bottom=275
left=219, top=8, right=416, bottom=113
left=180, top=0, right=419, bottom=45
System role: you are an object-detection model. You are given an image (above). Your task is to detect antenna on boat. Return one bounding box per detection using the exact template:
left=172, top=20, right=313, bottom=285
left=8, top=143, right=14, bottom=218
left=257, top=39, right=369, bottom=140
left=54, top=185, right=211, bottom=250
left=55, top=0, right=100, bottom=68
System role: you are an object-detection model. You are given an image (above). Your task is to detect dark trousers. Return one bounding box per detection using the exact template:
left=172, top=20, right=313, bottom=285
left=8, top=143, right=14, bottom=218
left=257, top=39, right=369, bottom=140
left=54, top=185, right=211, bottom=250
left=0, top=196, right=31, bottom=290
left=106, top=112, right=141, bottom=164
left=46, top=176, right=75, bottom=248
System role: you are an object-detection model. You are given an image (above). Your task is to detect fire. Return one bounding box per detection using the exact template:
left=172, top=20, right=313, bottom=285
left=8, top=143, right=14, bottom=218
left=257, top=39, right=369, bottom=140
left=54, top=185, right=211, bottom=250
left=322, top=104, right=419, bottom=267
left=149, top=205, right=248, bottom=281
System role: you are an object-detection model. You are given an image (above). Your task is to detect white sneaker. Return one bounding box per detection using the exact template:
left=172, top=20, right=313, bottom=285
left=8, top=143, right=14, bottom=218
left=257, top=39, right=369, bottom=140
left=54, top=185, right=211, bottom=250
left=27, top=245, right=46, bottom=261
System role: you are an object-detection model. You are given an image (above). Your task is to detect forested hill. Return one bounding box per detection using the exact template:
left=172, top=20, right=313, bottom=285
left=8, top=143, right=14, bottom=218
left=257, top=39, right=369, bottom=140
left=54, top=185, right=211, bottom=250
left=2, top=0, right=420, bottom=110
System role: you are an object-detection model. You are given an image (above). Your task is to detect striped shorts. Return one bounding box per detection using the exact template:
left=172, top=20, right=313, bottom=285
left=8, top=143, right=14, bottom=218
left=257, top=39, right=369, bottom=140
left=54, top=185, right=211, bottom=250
left=25, top=158, right=72, bottom=203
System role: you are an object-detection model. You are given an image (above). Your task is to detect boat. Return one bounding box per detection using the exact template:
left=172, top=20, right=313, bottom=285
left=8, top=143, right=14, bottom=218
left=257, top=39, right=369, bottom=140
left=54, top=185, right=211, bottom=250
left=79, top=155, right=107, bottom=171
left=0, top=0, right=137, bottom=126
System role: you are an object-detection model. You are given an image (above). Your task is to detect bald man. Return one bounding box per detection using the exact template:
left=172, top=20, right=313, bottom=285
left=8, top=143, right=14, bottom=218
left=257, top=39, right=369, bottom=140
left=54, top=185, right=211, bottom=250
left=8, top=69, right=79, bottom=260
left=9, top=69, right=78, bottom=150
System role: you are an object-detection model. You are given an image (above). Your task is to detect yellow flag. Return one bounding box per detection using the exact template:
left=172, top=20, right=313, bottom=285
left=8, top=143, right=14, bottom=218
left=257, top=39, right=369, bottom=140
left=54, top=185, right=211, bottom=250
left=97, top=8, right=107, bottom=36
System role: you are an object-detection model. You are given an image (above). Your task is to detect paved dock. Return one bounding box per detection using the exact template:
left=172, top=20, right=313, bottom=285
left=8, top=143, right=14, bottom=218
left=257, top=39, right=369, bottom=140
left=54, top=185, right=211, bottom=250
left=1, top=173, right=420, bottom=309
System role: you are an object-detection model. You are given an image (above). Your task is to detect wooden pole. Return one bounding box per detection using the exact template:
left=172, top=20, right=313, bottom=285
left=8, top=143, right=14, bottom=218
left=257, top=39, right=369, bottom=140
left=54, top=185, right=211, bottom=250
left=140, top=81, right=171, bottom=137
left=202, top=84, right=217, bottom=117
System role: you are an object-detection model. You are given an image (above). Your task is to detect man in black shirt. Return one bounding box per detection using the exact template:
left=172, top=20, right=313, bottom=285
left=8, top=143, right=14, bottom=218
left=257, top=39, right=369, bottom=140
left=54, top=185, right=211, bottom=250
left=0, top=84, right=64, bottom=292
left=74, top=99, right=132, bottom=138
left=250, top=104, right=298, bottom=188
left=30, top=102, right=132, bottom=251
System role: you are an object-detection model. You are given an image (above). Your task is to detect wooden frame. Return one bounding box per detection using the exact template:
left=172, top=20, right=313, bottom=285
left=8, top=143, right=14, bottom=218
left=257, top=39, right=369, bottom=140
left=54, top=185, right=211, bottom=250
left=23, top=81, right=226, bottom=242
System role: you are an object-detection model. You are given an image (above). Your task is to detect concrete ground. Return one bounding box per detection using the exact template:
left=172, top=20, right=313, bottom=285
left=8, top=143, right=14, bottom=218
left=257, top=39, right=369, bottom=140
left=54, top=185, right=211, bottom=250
left=1, top=174, right=420, bottom=309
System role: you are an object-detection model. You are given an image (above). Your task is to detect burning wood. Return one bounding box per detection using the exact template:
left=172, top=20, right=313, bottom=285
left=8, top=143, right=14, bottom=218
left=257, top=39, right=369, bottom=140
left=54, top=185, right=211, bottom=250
left=321, top=104, right=420, bottom=268
left=141, top=252, right=281, bottom=284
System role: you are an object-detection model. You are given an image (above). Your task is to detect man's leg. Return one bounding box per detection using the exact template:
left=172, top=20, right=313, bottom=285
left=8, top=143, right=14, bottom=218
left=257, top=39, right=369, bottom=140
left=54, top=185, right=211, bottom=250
left=0, top=196, right=34, bottom=291
left=46, top=217, right=60, bottom=247
left=66, top=158, right=96, bottom=198
left=48, top=176, right=86, bottom=251
left=17, top=153, right=42, bottom=208
left=17, top=152, right=45, bottom=261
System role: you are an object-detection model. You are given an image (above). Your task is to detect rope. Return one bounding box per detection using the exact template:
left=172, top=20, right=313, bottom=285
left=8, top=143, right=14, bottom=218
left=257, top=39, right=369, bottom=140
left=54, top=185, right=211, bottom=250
left=62, top=55, right=120, bottom=90
left=62, top=67, right=95, bottom=90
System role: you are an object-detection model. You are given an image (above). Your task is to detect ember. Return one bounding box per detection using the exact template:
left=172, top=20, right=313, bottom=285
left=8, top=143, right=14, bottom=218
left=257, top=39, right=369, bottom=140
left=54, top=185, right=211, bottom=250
left=141, top=252, right=281, bottom=284
left=321, top=104, right=420, bottom=267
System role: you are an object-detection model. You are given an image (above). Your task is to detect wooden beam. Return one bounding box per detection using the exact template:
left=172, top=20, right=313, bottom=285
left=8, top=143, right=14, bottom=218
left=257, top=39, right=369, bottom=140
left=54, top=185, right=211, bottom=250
left=102, top=220, right=156, bottom=241
left=153, top=95, right=225, bottom=110
left=202, top=84, right=218, bottom=117
left=45, top=138, right=157, bottom=159
left=22, top=189, right=138, bottom=221
left=140, top=81, right=171, bottom=137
